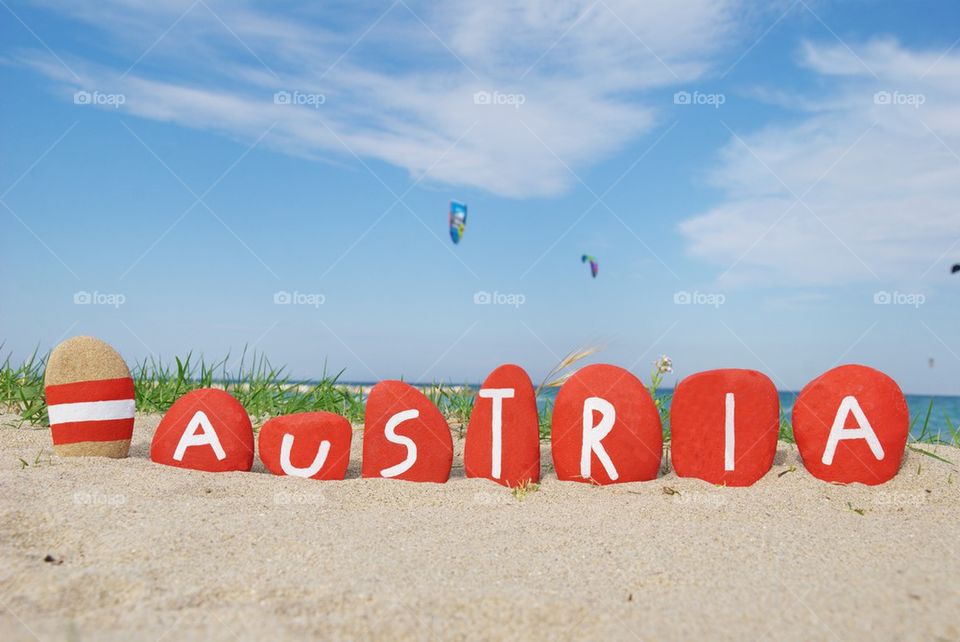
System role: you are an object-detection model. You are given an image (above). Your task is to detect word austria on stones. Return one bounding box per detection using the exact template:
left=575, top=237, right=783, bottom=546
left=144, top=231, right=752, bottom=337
left=44, top=337, right=911, bottom=487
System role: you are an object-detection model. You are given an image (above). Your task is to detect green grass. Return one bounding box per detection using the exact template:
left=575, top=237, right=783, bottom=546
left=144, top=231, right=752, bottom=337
left=0, top=348, right=475, bottom=430
left=132, top=351, right=368, bottom=425
left=538, top=400, right=553, bottom=440
left=423, top=383, right=475, bottom=437
left=0, top=348, right=47, bottom=426
left=905, top=398, right=959, bottom=465
left=778, top=410, right=796, bottom=443
left=1, top=349, right=958, bottom=458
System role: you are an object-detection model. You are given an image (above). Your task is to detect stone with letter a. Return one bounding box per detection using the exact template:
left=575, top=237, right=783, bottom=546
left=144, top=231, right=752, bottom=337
left=551, top=364, right=661, bottom=485
left=670, top=369, right=779, bottom=486
left=464, top=364, right=540, bottom=487
left=361, top=380, right=453, bottom=483
left=44, top=336, right=136, bottom=458
left=259, top=412, right=352, bottom=480
left=793, top=364, right=908, bottom=485
left=151, top=388, right=254, bottom=473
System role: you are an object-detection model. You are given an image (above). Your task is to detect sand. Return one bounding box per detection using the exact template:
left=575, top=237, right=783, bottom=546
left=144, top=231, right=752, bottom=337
left=0, top=413, right=957, bottom=642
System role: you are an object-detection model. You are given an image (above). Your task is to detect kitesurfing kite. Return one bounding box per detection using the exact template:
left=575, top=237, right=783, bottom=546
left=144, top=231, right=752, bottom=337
left=581, top=254, right=599, bottom=278
left=952, top=263, right=960, bottom=274
left=449, top=201, right=467, bottom=244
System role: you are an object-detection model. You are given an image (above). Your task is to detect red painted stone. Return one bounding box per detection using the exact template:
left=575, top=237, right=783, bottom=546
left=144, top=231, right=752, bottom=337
left=793, top=364, right=908, bottom=485
left=464, top=364, right=540, bottom=487
left=551, top=364, right=662, bottom=484
left=361, top=381, right=453, bottom=483
left=151, top=388, right=254, bottom=473
left=258, top=412, right=352, bottom=480
left=670, top=369, right=779, bottom=486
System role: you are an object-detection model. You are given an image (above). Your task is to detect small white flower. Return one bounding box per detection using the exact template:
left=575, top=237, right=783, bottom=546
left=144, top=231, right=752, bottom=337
left=654, top=355, right=673, bottom=374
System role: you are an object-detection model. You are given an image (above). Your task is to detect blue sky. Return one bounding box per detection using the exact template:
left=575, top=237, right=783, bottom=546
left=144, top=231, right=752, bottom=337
left=2, top=0, right=960, bottom=394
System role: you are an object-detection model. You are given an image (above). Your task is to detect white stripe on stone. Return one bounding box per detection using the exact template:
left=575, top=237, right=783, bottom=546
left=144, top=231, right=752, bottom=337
left=47, top=399, right=136, bottom=425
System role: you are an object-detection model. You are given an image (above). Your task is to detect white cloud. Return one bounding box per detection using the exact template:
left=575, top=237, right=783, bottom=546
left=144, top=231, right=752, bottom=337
left=20, top=0, right=744, bottom=197
left=680, top=38, right=960, bottom=288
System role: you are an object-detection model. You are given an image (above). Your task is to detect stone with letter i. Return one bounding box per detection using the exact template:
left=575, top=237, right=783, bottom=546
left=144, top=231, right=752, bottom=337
left=670, top=369, right=779, bottom=486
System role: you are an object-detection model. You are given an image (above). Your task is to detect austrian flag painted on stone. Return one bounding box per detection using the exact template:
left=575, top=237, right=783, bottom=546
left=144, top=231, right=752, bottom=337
left=44, top=336, right=138, bottom=458
left=46, top=378, right=136, bottom=445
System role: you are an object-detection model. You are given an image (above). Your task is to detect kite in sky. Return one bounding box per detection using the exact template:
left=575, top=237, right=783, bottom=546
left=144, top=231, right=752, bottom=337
left=581, top=254, right=599, bottom=278
left=449, top=201, right=467, bottom=244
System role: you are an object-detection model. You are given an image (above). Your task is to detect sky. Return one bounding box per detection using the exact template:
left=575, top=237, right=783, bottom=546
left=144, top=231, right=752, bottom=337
left=2, top=0, right=960, bottom=394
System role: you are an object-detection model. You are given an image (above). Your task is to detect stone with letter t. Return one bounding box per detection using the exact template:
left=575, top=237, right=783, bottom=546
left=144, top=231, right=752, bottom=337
left=464, top=364, right=540, bottom=487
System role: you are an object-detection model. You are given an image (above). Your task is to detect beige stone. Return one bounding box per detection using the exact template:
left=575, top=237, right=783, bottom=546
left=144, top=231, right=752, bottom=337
left=44, top=336, right=133, bottom=458
left=44, top=336, right=131, bottom=387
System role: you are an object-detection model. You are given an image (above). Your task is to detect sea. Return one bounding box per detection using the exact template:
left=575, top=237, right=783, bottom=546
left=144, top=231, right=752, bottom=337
left=780, top=391, right=960, bottom=440
left=536, top=388, right=960, bottom=441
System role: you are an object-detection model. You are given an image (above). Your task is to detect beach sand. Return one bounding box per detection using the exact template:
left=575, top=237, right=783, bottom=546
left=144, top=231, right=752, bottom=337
left=0, top=413, right=957, bottom=641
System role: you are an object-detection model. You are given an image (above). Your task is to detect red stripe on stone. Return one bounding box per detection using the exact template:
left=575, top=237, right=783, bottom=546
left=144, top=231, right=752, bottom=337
left=50, top=418, right=135, bottom=444
left=45, top=378, right=135, bottom=405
